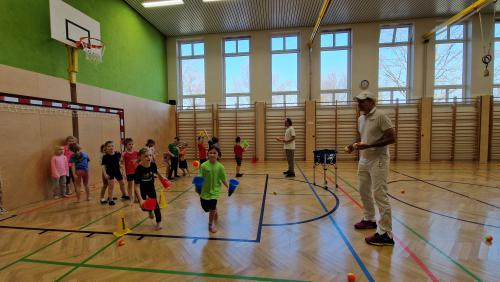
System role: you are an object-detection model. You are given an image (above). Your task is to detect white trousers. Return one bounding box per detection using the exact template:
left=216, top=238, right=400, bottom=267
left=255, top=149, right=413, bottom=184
left=357, top=156, right=392, bottom=236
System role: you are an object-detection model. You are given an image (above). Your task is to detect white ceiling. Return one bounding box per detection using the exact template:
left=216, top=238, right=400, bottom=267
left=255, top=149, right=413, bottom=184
left=124, top=0, right=498, bottom=37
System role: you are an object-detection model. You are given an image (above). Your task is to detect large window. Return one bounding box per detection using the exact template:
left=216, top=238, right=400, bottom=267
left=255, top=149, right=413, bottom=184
left=224, top=37, right=250, bottom=108
left=320, top=30, right=351, bottom=105
left=494, top=22, right=500, bottom=98
left=434, top=24, right=466, bottom=102
left=271, top=34, right=299, bottom=107
left=178, top=41, right=205, bottom=109
left=378, top=25, right=412, bottom=104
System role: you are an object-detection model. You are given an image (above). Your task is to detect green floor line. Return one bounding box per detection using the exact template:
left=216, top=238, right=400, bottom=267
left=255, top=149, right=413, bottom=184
left=0, top=204, right=129, bottom=272
left=333, top=171, right=483, bottom=282
left=21, top=258, right=307, bottom=282
left=54, top=185, right=194, bottom=281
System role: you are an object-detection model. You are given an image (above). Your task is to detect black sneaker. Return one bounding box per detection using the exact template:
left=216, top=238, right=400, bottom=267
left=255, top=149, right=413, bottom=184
left=167, top=177, right=174, bottom=180
left=100, top=199, right=108, bottom=204
left=283, top=171, right=290, bottom=175
left=236, top=173, right=243, bottom=177
left=108, top=200, right=116, bottom=206
left=285, top=173, right=295, bottom=177
left=365, top=233, right=394, bottom=246
left=121, top=195, right=130, bottom=201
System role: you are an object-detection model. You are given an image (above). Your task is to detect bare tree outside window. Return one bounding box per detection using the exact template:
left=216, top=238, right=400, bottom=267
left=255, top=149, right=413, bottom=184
left=320, top=30, right=351, bottom=105
left=493, top=22, right=500, bottom=100
left=378, top=26, right=411, bottom=104
left=271, top=35, right=299, bottom=107
left=433, top=24, right=466, bottom=103
left=179, top=42, right=206, bottom=109
left=224, top=38, right=251, bottom=108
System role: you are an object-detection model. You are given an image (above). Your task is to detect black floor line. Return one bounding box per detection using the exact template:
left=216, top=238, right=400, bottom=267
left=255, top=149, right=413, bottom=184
left=262, top=187, right=339, bottom=226
left=391, top=169, right=500, bottom=210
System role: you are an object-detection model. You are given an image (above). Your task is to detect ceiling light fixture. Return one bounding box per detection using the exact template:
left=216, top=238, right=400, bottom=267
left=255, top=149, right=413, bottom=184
left=142, top=0, right=184, bottom=8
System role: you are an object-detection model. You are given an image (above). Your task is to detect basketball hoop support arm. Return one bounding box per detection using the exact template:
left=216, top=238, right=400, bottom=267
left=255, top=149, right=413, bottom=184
left=307, top=0, right=332, bottom=101
left=422, top=0, right=495, bottom=40
left=66, top=45, right=78, bottom=83
left=308, top=0, right=332, bottom=47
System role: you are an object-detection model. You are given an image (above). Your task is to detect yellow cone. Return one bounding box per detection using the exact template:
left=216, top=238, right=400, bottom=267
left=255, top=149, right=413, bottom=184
left=159, top=190, right=167, bottom=209
left=113, top=210, right=132, bottom=237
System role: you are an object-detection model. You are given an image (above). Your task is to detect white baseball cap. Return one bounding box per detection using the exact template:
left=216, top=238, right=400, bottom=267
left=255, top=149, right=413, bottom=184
left=354, top=91, right=377, bottom=101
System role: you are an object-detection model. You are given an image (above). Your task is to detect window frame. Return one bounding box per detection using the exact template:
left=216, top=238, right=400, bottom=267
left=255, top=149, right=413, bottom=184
left=270, top=33, right=300, bottom=108
left=493, top=21, right=500, bottom=99
left=433, top=23, right=467, bottom=103
left=223, top=36, right=251, bottom=108
left=178, top=40, right=206, bottom=110
left=377, top=24, right=413, bottom=104
left=319, top=29, right=352, bottom=105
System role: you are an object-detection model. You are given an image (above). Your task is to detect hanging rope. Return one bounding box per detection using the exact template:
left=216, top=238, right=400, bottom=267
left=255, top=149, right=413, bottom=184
left=478, top=2, right=497, bottom=77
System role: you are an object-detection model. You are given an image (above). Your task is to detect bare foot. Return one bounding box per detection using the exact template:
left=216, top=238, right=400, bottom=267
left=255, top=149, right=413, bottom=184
left=209, top=224, right=217, bottom=233
left=155, top=223, right=162, bottom=230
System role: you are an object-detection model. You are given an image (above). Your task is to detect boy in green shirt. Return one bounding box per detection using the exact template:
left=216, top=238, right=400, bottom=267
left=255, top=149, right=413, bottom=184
left=168, top=137, right=180, bottom=180
left=198, top=146, right=228, bottom=233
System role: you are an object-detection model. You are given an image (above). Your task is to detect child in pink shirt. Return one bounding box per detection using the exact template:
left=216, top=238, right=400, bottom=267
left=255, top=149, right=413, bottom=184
left=51, top=146, right=69, bottom=199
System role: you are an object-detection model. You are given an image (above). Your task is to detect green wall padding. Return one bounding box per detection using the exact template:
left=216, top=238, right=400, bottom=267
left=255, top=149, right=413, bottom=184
left=0, top=0, right=167, bottom=102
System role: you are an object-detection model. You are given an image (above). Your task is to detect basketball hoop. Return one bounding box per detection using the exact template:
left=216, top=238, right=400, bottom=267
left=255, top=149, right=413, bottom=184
left=76, top=37, right=105, bottom=64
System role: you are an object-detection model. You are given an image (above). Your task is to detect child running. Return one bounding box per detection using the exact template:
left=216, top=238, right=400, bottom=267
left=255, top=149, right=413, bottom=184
left=101, top=141, right=128, bottom=205
left=198, top=146, right=228, bottom=233
left=134, top=147, right=165, bottom=230
left=69, top=144, right=91, bottom=202
left=234, top=136, right=245, bottom=177
left=51, top=146, right=68, bottom=199
left=122, top=138, right=139, bottom=202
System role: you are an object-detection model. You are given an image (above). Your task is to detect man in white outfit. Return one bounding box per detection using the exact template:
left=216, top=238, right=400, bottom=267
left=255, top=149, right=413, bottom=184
left=346, top=91, right=395, bottom=246
left=276, top=118, right=296, bottom=177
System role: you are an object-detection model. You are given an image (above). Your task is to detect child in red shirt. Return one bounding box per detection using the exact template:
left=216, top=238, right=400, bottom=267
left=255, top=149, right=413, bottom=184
left=234, top=136, right=245, bottom=177
left=197, top=136, right=207, bottom=164
left=122, top=138, right=139, bottom=202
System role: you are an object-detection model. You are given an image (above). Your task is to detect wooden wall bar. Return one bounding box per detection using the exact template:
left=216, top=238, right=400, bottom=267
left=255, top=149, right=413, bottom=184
left=176, top=96, right=499, bottom=163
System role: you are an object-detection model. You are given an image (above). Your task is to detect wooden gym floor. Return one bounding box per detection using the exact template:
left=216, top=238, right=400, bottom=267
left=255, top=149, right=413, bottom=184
left=0, top=160, right=499, bottom=281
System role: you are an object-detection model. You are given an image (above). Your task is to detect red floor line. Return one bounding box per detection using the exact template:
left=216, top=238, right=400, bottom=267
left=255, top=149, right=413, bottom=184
left=322, top=171, right=439, bottom=282
left=336, top=185, right=363, bottom=209
left=393, top=236, right=440, bottom=282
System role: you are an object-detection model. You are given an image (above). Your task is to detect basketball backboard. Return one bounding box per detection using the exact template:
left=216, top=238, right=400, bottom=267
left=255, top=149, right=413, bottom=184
left=49, top=0, right=101, bottom=47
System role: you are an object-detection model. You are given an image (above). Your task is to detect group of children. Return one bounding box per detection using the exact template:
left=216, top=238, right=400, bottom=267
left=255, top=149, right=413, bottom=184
left=197, top=135, right=247, bottom=178
left=49, top=134, right=247, bottom=233
left=51, top=136, right=91, bottom=202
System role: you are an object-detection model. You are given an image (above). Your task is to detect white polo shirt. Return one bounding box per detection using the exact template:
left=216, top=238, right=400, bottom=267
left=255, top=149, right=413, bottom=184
left=358, top=107, right=393, bottom=163
left=283, top=126, right=296, bottom=150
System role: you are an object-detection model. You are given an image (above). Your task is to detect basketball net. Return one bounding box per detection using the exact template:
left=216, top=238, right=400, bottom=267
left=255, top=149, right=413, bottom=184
left=76, top=37, right=105, bottom=64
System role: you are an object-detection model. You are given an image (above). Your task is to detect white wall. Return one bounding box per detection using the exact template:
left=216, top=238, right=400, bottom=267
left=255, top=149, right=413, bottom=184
left=167, top=15, right=495, bottom=104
